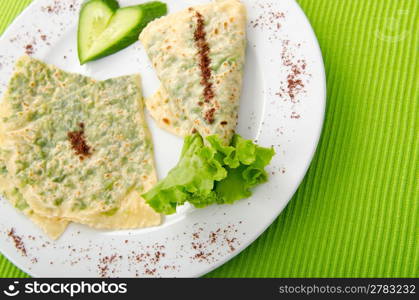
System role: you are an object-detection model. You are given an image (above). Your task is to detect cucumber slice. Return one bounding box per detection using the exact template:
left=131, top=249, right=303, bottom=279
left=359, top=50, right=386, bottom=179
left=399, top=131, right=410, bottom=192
left=78, top=0, right=119, bottom=64
left=78, top=1, right=167, bottom=64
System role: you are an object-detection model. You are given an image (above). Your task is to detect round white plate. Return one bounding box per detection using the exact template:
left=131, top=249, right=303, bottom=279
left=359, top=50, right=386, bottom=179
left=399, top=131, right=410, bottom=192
left=0, top=0, right=325, bottom=277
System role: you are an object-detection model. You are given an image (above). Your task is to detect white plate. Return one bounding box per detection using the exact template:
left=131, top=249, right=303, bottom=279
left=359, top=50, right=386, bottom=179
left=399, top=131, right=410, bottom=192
left=0, top=0, right=325, bottom=277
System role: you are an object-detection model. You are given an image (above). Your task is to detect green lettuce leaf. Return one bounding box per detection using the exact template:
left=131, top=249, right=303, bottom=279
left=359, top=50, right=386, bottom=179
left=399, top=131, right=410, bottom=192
left=142, top=134, right=275, bottom=214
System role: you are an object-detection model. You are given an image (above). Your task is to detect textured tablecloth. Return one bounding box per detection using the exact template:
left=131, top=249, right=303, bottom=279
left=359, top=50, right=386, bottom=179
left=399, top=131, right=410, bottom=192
left=0, top=0, right=417, bottom=278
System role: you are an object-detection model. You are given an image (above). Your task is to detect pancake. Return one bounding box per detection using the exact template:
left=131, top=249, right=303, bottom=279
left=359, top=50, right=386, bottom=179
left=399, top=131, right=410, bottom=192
left=0, top=56, right=161, bottom=238
left=140, top=0, right=247, bottom=144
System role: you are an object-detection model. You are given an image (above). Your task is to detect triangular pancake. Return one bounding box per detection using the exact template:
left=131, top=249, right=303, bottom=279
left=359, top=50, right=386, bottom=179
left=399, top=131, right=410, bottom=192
left=140, top=0, right=247, bottom=144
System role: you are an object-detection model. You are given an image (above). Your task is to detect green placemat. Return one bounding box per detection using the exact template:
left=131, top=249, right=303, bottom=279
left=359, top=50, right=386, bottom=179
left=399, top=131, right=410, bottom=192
left=0, top=0, right=417, bottom=278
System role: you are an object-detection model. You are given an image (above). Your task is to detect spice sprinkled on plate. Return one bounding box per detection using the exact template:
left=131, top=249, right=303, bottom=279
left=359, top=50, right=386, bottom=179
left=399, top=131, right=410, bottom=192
left=8, top=228, right=27, bottom=256
left=24, top=44, right=34, bottom=55
left=276, top=40, right=309, bottom=104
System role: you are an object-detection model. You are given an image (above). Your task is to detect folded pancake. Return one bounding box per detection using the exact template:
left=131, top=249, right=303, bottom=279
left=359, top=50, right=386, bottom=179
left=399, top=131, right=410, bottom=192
left=0, top=55, right=91, bottom=239
left=0, top=56, right=161, bottom=238
left=140, top=0, right=247, bottom=144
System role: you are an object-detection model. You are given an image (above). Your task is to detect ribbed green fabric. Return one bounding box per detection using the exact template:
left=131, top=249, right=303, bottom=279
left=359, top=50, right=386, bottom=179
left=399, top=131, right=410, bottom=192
left=0, top=0, right=417, bottom=278
left=0, top=0, right=32, bottom=35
